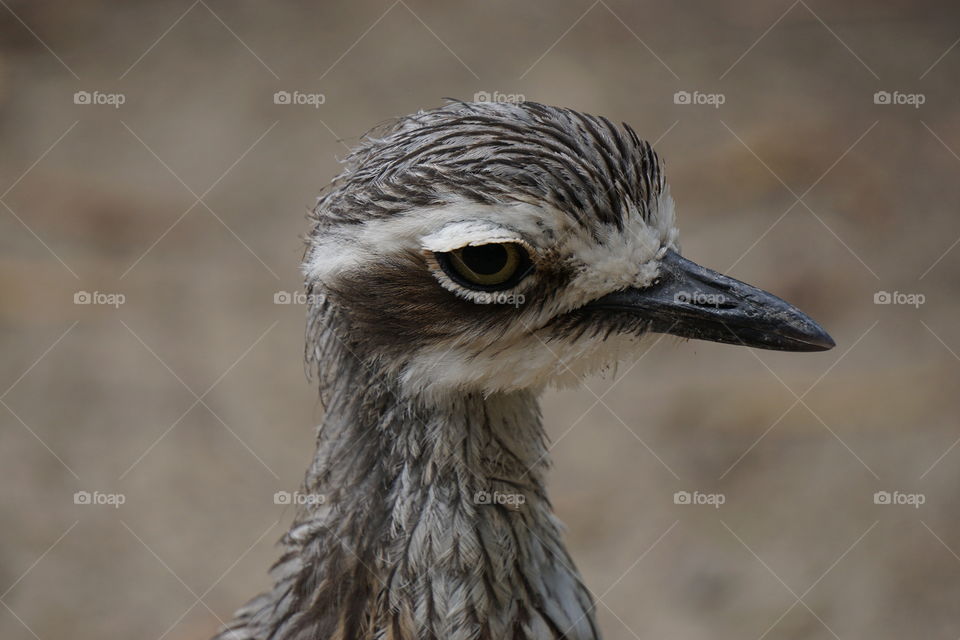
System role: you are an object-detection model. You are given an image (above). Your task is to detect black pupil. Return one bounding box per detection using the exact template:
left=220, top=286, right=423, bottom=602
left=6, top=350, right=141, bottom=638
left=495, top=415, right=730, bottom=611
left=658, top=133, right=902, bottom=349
left=460, top=244, right=508, bottom=275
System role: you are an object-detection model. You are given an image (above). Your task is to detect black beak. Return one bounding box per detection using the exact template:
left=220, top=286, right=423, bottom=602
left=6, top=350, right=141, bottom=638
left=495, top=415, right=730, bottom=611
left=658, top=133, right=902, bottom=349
left=585, top=250, right=835, bottom=352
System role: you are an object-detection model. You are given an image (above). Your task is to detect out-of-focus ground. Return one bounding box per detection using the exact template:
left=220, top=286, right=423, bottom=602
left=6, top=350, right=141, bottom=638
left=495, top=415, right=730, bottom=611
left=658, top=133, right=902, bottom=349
left=2, top=1, right=960, bottom=638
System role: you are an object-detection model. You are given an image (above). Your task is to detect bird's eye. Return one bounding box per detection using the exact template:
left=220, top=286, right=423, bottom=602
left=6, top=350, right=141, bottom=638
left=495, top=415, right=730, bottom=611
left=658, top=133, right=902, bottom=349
left=435, top=243, right=532, bottom=291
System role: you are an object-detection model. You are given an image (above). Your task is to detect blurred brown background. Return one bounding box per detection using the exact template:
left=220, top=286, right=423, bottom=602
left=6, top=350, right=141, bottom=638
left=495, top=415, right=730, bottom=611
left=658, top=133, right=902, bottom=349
left=2, top=1, right=960, bottom=638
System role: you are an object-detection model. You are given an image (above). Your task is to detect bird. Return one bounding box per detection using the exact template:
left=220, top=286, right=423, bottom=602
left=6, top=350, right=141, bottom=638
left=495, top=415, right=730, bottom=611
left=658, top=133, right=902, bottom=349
left=214, top=100, right=834, bottom=640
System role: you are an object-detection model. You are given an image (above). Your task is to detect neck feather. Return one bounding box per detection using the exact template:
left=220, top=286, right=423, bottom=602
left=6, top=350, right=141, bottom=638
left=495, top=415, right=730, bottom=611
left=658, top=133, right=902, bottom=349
left=218, top=328, right=599, bottom=640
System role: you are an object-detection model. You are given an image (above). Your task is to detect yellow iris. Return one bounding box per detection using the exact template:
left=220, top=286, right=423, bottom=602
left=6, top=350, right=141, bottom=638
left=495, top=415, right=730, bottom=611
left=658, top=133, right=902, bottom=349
left=448, top=243, right=524, bottom=287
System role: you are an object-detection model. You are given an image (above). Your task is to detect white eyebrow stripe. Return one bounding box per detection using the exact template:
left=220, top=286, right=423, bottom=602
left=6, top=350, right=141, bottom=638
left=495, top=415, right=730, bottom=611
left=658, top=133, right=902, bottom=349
left=356, top=201, right=565, bottom=248
left=421, top=221, right=521, bottom=252
left=303, top=201, right=569, bottom=281
left=302, top=193, right=677, bottom=287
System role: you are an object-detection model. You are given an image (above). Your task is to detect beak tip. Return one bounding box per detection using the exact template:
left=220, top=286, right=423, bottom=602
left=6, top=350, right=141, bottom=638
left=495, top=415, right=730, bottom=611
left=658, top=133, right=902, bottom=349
left=805, top=331, right=836, bottom=352
left=790, top=321, right=836, bottom=352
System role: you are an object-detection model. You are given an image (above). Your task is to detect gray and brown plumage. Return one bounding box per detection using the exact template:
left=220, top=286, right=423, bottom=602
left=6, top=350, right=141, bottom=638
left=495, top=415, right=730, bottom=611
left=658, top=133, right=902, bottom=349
left=214, top=101, right=833, bottom=640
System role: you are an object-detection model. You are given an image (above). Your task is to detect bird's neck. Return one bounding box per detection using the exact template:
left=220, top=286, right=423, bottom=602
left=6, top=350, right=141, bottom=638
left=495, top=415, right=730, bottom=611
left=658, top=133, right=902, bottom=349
left=263, top=373, right=599, bottom=640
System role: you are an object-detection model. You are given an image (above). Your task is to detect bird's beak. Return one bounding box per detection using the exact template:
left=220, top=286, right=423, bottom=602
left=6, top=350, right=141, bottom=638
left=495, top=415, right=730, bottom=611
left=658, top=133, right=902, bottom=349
left=585, top=249, right=835, bottom=352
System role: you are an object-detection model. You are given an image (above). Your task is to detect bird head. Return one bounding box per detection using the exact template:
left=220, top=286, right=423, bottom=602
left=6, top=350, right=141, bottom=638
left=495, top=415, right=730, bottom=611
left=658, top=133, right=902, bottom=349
left=304, top=101, right=833, bottom=398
